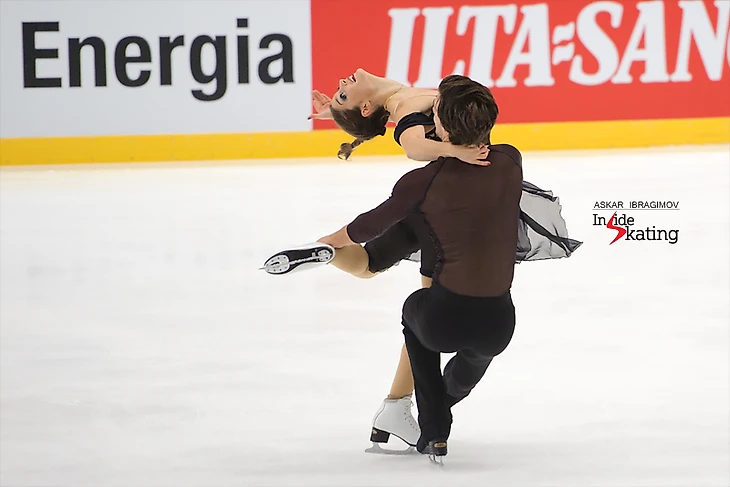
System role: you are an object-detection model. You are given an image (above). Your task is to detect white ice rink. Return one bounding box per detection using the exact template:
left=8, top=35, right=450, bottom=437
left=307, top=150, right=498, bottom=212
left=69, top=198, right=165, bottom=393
left=1, top=146, right=729, bottom=487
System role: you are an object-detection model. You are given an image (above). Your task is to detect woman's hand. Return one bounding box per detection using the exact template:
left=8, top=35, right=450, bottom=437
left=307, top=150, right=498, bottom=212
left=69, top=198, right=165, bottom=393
left=308, top=90, right=333, bottom=120
left=451, top=144, right=490, bottom=166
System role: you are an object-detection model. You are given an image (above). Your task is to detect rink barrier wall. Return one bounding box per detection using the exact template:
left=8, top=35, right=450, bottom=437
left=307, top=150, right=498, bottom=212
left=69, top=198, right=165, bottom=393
left=1, top=117, right=728, bottom=165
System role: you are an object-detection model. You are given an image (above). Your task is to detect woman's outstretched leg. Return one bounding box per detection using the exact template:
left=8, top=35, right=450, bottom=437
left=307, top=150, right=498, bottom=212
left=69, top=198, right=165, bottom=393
left=328, top=244, right=376, bottom=278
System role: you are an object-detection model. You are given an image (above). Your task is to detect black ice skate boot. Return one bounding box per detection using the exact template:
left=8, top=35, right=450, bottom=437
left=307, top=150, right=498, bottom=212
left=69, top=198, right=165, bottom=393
left=260, top=243, right=335, bottom=275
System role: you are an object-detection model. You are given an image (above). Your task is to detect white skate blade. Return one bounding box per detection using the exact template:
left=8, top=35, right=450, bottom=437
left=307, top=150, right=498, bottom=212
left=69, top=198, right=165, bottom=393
left=260, top=243, right=335, bottom=275
left=365, top=443, right=417, bottom=455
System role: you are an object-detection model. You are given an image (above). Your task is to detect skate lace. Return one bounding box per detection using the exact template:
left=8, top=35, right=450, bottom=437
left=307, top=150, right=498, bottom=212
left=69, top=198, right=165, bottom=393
left=403, top=398, right=418, bottom=429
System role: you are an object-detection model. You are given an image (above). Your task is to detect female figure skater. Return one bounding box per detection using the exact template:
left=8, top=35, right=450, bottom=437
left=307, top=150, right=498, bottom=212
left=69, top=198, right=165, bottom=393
left=262, top=68, right=581, bottom=454
left=308, top=68, right=488, bottom=164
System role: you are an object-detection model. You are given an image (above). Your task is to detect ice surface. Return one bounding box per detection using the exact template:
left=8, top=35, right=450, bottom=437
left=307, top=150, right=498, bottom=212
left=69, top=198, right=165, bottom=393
left=1, top=146, right=728, bottom=486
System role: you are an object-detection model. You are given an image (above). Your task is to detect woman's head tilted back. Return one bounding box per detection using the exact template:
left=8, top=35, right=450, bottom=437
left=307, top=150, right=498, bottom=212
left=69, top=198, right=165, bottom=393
left=329, top=68, right=390, bottom=160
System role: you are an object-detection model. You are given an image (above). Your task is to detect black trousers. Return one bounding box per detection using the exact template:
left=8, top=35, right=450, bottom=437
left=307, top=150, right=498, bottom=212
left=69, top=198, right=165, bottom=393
left=402, top=283, right=515, bottom=446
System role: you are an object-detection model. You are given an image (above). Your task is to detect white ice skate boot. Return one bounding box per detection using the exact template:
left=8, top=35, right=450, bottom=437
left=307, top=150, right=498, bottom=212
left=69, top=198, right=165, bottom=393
left=260, top=243, right=335, bottom=275
left=365, top=395, right=420, bottom=455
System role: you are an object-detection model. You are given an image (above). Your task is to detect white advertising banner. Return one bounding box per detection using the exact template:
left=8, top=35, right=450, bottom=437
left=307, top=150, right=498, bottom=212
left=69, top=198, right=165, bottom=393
left=0, top=0, right=313, bottom=137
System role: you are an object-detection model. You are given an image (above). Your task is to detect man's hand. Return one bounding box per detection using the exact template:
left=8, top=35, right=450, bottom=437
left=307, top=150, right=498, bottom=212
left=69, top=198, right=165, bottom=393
left=318, top=226, right=355, bottom=248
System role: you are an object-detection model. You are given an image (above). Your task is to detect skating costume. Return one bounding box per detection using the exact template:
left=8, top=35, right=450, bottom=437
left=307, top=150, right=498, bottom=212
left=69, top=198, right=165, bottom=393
left=394, top=112, right=582, bottom=266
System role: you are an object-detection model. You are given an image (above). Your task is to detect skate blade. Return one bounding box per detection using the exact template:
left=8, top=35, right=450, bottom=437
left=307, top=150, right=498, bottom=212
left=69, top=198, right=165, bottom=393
left=364, top=443, right=417, bottom=456
left=429, top=453, right=444, bottom=467
left=259, top=246, right=334, bottom=275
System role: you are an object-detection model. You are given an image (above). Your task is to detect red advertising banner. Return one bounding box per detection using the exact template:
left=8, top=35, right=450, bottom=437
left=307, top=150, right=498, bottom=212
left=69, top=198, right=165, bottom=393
left=311, top=0, right=730, bottom=127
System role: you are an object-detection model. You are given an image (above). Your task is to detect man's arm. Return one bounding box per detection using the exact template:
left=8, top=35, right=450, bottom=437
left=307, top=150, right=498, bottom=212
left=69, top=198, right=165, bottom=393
left=319, top=161, right=444, bottom=247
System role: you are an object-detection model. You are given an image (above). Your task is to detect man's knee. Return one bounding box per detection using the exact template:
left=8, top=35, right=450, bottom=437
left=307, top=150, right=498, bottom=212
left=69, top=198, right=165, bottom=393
left=459, top=348, right=494, bottom=367
left=443, top=351, right=493, bottom=403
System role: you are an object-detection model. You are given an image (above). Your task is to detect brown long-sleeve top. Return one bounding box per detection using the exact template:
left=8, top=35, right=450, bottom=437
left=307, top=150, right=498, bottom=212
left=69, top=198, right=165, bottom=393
left=347, top=145, right=523, bottom=297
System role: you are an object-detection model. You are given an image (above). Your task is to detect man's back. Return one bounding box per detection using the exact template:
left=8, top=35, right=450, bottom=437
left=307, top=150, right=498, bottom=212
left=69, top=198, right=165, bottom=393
left=346, top=144, right=523, bottom=297
left=420, top=145, right=522, bottom=297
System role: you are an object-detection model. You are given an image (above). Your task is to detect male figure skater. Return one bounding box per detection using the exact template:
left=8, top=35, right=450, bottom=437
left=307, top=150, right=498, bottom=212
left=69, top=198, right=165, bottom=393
left=315, top=75, right=522, bottom=462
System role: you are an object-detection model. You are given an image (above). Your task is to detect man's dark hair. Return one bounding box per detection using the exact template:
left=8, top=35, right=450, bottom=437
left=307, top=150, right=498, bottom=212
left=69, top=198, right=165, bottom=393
left=437, top=75, right=499, bottom=146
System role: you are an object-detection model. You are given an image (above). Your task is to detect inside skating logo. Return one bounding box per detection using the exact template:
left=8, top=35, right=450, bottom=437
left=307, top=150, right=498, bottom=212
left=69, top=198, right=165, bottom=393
left=592, top=201, right=680, bottom=245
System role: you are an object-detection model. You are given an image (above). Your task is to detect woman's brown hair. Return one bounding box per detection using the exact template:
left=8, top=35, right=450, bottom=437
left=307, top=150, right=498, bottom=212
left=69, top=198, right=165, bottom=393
left=330, top=105, right=391, bottom=160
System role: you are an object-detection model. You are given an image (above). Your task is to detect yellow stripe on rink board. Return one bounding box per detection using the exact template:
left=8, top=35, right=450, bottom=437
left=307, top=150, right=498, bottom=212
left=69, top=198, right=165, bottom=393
left=494, top=116, right=730, bottom=152
left=1, top=117, right=728, bottom=166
